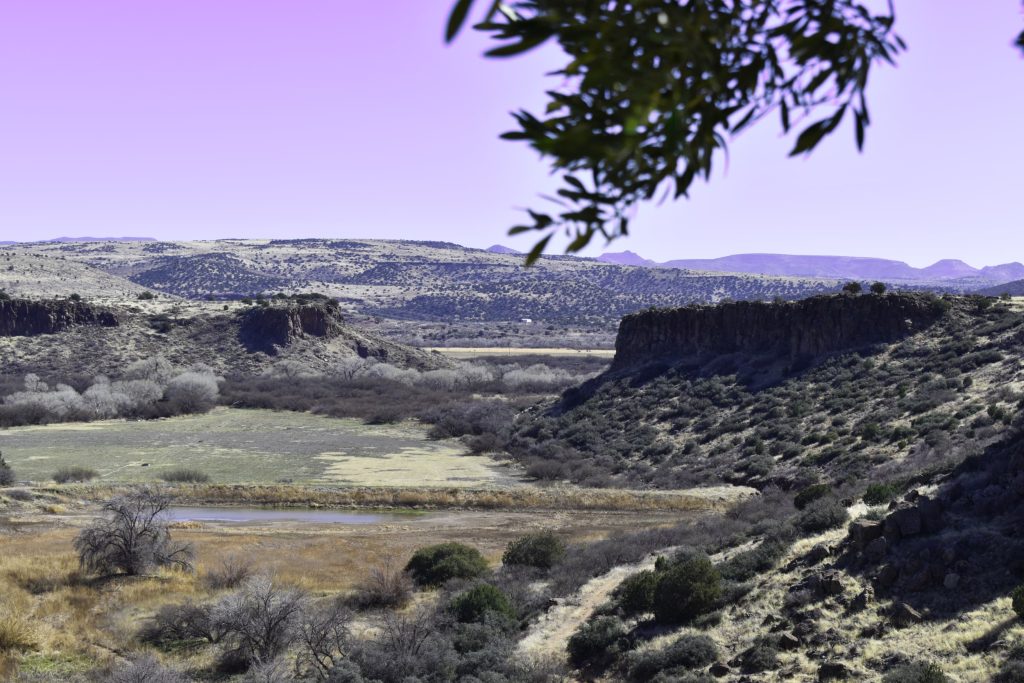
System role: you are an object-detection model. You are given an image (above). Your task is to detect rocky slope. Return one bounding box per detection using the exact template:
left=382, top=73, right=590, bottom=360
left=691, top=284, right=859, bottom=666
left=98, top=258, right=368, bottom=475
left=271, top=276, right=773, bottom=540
left=0, top=299, right=446, bottom=378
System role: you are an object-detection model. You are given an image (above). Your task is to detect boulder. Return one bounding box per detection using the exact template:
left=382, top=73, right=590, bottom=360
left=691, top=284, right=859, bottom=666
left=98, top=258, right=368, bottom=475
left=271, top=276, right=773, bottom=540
left=891, top=602, right=923, bottom=628
left=818, top=662, right=851, bottom=680
left=778, top=632, right=801, bottom=650
left=884, top=506, right=922, bottom=540
left=848, top=519, right=884, bottom=550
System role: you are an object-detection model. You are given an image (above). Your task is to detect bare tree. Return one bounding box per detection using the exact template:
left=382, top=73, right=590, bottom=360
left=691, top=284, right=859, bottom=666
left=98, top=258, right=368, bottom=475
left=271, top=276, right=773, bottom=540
left=74, top=489, right=194, bottom=576
left=353, top=556, right=412, bottom=609
left=295, top=598, right=352, bottom=680
left=214, top=575, right=307, bottom=667
left=108, top=654, right=188, bottom=683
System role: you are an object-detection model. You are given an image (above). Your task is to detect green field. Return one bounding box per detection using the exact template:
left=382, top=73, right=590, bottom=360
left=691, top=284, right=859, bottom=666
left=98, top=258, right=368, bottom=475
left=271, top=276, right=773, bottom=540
left=0, top=408, right=523, bottom=487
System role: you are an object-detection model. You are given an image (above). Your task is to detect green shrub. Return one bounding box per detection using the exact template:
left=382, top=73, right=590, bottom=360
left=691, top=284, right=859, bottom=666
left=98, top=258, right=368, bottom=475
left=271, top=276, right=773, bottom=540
left=567, top=616, right=627, bottom=667
left=502, top=531, right=566, bottom=569
left=652, top=553, right=722, bottom=625
left=159, top=468, right=210, bottom=483
left=794, top=483, right=832, bottom=510
left=53, top=466, right=98, bottom=484
left=616, top=570, right=659, bottom=615
left=405, top=542, right=488, bottom=587
left=626, top=634, right=720, bottom=681
left=882, top=661, right=949, bottom=683
left=863, top=482, right=898, bottom=505
left=798, top=497, right=849, bottom=533
left=740, top=643, right=779, bottom=673
left=447, top=583, right=515, bottom=623
left=1012, top=585, right=1024, bottom=619
left=137, top=291, right=156, bottom=300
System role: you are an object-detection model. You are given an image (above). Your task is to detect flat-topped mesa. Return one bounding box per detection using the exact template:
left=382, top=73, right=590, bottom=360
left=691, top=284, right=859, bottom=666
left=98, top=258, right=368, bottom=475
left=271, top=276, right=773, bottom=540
left=0, top=298, right=118, bottom=337
left=238, top=301, right=345, bottom=354
left=613, top=293, right=949, bottom=369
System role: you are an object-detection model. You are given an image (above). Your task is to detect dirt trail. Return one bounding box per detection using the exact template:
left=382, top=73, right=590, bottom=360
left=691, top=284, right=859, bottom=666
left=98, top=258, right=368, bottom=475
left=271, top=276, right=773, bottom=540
left=517, top=542, right=754, bottom=665
left=516, top=547, right=678, bottom=662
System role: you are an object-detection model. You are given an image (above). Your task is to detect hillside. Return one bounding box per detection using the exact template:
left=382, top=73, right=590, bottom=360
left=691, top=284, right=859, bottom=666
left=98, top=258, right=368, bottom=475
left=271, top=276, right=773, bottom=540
left=509, top=293, right=1024, bottom=491
left=0, top=240, right=845, bottom=331
left=980, top=279, right=1024, bottom=296
left=0, top=296, right=446, bottom=378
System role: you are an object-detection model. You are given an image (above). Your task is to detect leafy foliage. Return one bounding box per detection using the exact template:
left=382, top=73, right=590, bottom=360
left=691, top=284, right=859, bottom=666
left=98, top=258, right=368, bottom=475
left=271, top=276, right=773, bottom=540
left=405, top=542, right=489, bottom=586
left=448, top=0, right=903, bottom=260
left=567, top=616, right=627, bottom=667
left=652, top=551, right=722, bottom=624
left=501, top=531, right=566, bottom=568
left=447, top=584, right=515, bottom=623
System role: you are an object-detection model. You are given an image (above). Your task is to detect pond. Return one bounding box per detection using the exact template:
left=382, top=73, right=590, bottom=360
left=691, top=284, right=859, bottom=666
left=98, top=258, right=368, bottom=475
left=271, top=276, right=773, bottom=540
left=167, top=506, right=427, bottom=525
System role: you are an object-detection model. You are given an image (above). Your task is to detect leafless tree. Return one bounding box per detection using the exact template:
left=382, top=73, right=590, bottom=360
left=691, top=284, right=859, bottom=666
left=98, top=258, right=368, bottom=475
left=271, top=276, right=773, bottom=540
left=353, top=556, right=412, bottom=609
left=295, top=598, right=352, bottom=680
left=74, top=489, right=194, bottom=576
left=108, top=654, right=188, bottom=683
left=214, top=575, right=307, bottom=667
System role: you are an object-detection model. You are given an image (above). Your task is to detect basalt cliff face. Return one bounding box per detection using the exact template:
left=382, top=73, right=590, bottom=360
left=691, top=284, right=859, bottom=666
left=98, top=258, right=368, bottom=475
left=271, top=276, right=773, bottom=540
left=0, top=299, right=118, bottom=337
left=237, top=301, right=446, bottom=369
left=613, top=293, right=948, bottom=369
left=238, top=302, right=345, bottom=353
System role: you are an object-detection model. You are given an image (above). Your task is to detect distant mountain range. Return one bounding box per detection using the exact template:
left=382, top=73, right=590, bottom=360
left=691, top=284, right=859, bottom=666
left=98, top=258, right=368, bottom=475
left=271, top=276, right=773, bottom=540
left=597, top=251, right=1024, bottom=284
left=0, top=236, right=156, bottom=245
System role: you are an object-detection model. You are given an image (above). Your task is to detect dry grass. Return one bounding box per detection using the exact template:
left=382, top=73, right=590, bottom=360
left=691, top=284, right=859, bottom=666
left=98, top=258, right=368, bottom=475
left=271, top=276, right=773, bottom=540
left=47, top=482, right=751, bottom=513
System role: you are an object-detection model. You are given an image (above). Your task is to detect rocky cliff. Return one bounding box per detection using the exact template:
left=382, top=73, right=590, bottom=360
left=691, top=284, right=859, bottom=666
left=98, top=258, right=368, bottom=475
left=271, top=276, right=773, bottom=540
left=0, top=299, right=118, bottom=337
left=238, top=302, right=345, bottom=353
left=237, top=301, right=446, bottom=369
left=612, top=293, right=949, bottom=369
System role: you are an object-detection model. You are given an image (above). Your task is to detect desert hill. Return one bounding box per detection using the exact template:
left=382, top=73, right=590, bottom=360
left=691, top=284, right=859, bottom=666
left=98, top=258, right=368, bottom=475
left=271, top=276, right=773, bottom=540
left=509, top=293, right=1024, bottom=492
left=0, top=295, right=446, bottom=378
left=0, top=239, right=845, bottom=330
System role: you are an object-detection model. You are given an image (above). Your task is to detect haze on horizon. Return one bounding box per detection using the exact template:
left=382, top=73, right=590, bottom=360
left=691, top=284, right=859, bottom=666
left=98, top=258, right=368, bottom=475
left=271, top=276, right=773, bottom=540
left=1, top=1, right=1021, bottom=267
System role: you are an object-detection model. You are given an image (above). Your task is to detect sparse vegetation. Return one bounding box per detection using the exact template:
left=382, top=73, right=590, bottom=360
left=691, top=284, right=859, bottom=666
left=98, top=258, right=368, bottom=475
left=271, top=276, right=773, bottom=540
left=52, top=466, right=98, bottom=484
left=0, top=453, right=14, bottom=486
left=160, top=468, right=211, bottom=484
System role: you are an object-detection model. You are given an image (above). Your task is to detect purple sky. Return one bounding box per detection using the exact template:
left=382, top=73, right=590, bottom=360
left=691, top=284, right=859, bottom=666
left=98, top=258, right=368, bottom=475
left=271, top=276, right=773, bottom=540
left=1, top=1, right=1021, bottom=266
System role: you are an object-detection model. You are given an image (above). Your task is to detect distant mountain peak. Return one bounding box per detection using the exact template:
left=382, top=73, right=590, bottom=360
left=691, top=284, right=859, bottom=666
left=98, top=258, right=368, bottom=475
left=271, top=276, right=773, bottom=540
left=486, top=244, right=520, bottom=254
left=597, top=251, right=1020, bottom=284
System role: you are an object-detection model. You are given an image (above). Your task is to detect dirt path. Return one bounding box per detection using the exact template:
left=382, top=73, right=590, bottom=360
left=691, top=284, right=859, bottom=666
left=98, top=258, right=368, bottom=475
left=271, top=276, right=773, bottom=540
left=516, top=546, right=679, bottom=663
left=516, top=541, right=755, bottom=665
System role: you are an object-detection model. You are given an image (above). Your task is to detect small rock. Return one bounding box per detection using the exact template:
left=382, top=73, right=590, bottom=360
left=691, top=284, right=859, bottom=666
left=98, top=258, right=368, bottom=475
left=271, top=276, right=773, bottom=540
left=821, top=571, right=845, bottom=596
left=851, top=587, right=873, bottom=611
left=892, top=602, right=923, bottom=628
left=778, top=632, right=801, bottom=650
left=806, top=543, right=831, bottom=565
left=818, top=662, right=851, bottom=680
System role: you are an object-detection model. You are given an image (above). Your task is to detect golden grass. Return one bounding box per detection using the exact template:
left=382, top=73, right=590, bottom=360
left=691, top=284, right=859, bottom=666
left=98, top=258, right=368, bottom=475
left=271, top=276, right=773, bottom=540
left=46, top=482, right=750, bottom=513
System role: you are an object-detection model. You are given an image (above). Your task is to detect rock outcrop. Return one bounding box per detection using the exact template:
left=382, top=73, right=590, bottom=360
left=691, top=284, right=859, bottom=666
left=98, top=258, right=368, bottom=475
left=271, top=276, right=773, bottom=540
left=238, top=301, right=345, bottom=353
left=0, top=298, right=118, bottom=336
left=612, top=293, right=948, bottom=369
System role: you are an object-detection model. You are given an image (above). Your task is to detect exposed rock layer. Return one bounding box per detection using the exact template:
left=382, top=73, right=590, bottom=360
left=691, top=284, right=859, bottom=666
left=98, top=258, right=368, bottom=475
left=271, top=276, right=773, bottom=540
left=0, top=299, right=118, bottom=337
left=613, top=294, right=947, bottom=368
left=238, top=302, right=345, bottom=353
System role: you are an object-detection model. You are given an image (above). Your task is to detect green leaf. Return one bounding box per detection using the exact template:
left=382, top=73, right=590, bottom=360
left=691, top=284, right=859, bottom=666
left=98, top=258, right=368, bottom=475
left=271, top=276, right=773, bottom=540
left=485, top=33, right=550, bottom=57
left=445, top=0, right=476, bottom=43
left=523, top=234, right=553, bottom=266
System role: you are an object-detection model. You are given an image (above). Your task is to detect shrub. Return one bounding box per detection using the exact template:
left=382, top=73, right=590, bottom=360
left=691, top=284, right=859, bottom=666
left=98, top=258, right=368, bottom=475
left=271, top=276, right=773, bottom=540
left=794, top=483, right=832, bottom=510
left=137, top=291, right=156, bottom=300
left=616, top=569, right=659, bottom=615
left=882, top=661, right=950, bottom=683
left=864, top=482, right=898, bottom=505
left=353, top=557, right=412, bottom=609
left=1012, top=585, right=1024, bottom=619
left=75, top=489, right=194, bottom=576
left=448, top=584, right=515, bottom=623
left=164, top=372, right=220, bottom=413
left=0, top=453, right=14, bottom=486
left=739, top=643, right=779, bottom=673
left=108, top=654, right=188, bottom=683
left=798, top=497, right=850, bottom=533
left=160, top=468, right=211, bottom=483
left=204, top=555, right=253, bottom=591
left=502, top=531, right=566, bottom=569
left=0, top=609, right=36, bottom=652
left=405, top=542, right=489, bottom=587
left=842, top=281, right=863, bottom=294
left=871, top=282, right=887, bottom=295
left=652, top=553, right=722, bottom=625
left=53, top=466, right=98, bottom=483
left=626, top=634, right=720, bottom=681
left=567, top=616, right=627, bottom=667
left=214, top=576, right=308, bottom=668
